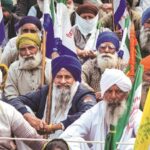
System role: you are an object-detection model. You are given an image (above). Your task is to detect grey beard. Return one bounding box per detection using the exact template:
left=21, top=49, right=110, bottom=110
left=105, top=99, right=127, bottom=126
left=97, top=53, right=118, bottom=72
left=19, top=51, right=42, bottom=70
left=53, top=85, right=71, bottom=116
left=140, top=26, right=150, bottom=53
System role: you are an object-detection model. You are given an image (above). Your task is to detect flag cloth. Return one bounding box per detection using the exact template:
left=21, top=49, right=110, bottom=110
left=0, top=1, right=5, bottom=45
left=116, top=24, right=143, bottom=148
left=126, top=23, right=142, bottom=76
left=55, top=0, right=77, bottom=57
left=113, top=0, right=130, bottom=63
left=43, top=0, right=56, bottom=58
left=134, top=88, right=150, bottom=149
left=104, top=125, right=116, bottom=150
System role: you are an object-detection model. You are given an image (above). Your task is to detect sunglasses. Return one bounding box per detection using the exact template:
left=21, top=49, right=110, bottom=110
left=22, top=28, right=38, bottom=33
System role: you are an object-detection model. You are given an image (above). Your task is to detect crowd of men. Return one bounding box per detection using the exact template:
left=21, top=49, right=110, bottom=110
left=0, top=0, right=150, bottom=150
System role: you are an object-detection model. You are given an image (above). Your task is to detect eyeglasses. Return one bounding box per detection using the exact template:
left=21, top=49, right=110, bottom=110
left=98, top=44, right=116, bottom=53
left=19, top=45, right=37, bottom=52
left=22, top=28, right=38, bottom=33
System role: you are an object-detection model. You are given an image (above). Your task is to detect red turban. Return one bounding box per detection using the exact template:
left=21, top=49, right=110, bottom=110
left=76, top=3, right=98, bottom=16
left=140, top=55, right=150, bottom=71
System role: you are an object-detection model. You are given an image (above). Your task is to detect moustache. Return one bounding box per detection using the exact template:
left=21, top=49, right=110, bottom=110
left=56, top=84, right=71, bottom=90
left=23, top=55, right=35, bottom=60
left=100, top=53, right=114, bottom=58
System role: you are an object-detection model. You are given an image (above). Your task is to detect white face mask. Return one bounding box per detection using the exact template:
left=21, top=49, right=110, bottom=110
left=75, top=13, right=98, bottom=37
left=37, top=0, right=44, bottom=12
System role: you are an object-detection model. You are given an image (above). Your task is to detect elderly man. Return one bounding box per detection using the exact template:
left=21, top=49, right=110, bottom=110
left=8, top=55, right=96, bottom=138
left=73, top=3, right=109, bottom=64
left=0, top=69, right=44, bottom=150
left=140, top=55, right=150, bottom=109
left=60, top=68, right=142, bottom=150
left=82, top=31, right=121, bottom=101
left=1, top=16, right=42, bottom=67
left=4, top=33, right=51, bottom=100
left=0, top=100, right=44, bottom=150
left=139, top=7, right=150, bottom=57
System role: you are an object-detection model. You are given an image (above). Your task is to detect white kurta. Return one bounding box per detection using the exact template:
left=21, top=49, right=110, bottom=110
left=0, top=101, right=42, bottom=150
left=60, top=101, right=142, bottom=150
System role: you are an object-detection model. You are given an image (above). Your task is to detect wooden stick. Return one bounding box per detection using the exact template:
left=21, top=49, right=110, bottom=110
left=41, top=30, right=47, bottom=86
left=44, top=80, right=53, bottom=139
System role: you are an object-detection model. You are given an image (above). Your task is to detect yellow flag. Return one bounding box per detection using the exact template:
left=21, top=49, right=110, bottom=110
left=134, top=88, right=150, bottom=149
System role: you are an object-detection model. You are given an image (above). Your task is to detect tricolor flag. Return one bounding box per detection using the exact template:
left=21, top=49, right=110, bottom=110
left=134, top=88, right=150, bottom=149
left=0, top=0, right=5, bottom=45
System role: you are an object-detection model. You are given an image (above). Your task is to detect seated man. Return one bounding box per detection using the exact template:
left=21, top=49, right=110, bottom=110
left=73, top=3, right=109, bottom=64
left=1, top=16, right=42, bottom=67
left=82, top=31, right=121, bottom=101
left=60, top=68, right=142, bottom=150
left=7, top=55, right=96, bottom=138
left=140, top=55, right=150, bottom=109
left=4, top=33, right=51, bottom=100
left=0, top=70, right=44, bottom=150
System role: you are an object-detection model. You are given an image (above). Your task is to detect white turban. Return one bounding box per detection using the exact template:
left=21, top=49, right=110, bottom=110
left=100, top=69, right=132, bottom=97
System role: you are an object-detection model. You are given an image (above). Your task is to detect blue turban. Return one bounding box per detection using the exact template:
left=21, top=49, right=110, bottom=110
left=96, top=31, right=120, bottom=51
left=141, top=7, right=150, bottom=25
left=52, top=55, right=81, bottom=82
left=15, top=16, right=42, bottom=31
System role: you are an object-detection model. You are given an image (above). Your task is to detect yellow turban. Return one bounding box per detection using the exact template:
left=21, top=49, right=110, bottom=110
left=16, top=33, right=41, bottom=50
left=140, top=55, right=150, bottom=71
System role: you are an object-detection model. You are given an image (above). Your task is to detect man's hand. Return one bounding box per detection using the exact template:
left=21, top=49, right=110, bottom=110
left=23, top=113, right=47, bottom=131
left=42, top=123, right=63, bottom=134
left=95, top=91, right=102, bottom=102
left=77, top=49, right=97, bottom=58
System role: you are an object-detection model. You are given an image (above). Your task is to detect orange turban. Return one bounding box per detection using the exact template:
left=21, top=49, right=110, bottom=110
left=140, top=55, right=150, bottom=71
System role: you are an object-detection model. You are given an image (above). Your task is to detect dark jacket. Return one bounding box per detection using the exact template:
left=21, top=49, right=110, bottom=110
left=7, top=84, right=96, bottom=129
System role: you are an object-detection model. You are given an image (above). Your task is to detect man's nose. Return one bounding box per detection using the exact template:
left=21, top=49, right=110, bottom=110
left=60, top=77, right=66, bottom=84
left=111, top=91, right=116, bottom=100
left=104, top=47, right=109, bottom=53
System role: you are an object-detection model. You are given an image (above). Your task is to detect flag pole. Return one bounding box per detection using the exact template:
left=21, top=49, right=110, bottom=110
left=110, top=0, right=116, bottom=31
left=41, top=30, right=47, bottom=86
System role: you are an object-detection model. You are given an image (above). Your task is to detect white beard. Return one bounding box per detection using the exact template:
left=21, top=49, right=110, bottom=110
left=97, top=52, right=118, bottom=72
left=139, top=26, right=150, bottom=53
left=53, top=84, right=71, bottom=116
left=50, top=81, right=79, bottom=124
left=105, top=99, right=127, bottom=126
left=19, top=51, right=42, bottom=70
